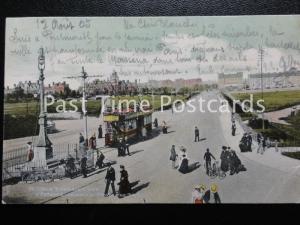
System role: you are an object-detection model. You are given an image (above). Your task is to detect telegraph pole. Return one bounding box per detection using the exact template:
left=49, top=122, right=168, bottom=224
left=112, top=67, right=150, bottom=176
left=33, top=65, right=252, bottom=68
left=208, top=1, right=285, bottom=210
left=64, top=67, right=103, bottom=143
left=258, top=46, right=265, bottom=130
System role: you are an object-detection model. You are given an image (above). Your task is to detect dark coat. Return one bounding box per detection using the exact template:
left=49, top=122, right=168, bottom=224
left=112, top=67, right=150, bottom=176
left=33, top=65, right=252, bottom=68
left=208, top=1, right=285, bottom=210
left=220, top=151, right=230, bottom=171
left=203, top=190, right=221, bottom=203
left=169, top=148, right=177, bottom=161
left=195, top=128, right=199, bottom=136
left=204, top=152, right=215, bottom=161
left=105, top=167, right=116, bottom=181
left=119, top=170, right=131, bottom=194
left=178, top=158, right=189, bottom=173
left=79, top=135, right=85, bottom=143
left=80, top=157, right=87, bottom=169
left=98, top=126, right=103, bottom=138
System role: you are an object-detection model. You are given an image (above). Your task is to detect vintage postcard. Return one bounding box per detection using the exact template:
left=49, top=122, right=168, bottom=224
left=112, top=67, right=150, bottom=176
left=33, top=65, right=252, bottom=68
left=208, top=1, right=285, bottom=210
left=2, top=16, right=300, bottom=204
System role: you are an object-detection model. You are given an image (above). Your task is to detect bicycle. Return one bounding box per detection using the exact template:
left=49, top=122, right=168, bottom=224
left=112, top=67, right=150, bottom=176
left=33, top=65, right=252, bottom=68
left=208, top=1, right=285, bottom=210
left=205, top=160, right=226, bottom=179
left=21, top=168, right=54, bottom=183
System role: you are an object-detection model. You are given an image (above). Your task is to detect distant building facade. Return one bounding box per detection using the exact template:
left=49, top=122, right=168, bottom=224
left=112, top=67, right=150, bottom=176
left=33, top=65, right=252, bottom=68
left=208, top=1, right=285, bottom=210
left=218, top=72, right=244, bottom=88
left=248, top=68, right=300, bottom=90
left=84, top=71, right=139, bottom=96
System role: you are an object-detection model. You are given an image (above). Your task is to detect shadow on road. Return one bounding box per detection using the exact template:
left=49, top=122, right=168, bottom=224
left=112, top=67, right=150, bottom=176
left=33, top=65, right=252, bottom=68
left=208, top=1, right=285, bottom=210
left=131, top=181, right=150, bottom=194
left=179, top=162, right=201, bottom=174
left=129, top=149, right=144, bottom=156
left=167, top=130, right=175, bottom=134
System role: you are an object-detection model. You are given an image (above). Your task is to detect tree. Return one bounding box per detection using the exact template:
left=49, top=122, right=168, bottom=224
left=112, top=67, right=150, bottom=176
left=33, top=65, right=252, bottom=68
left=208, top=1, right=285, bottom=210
left=12, top=86, right=25, bottom=101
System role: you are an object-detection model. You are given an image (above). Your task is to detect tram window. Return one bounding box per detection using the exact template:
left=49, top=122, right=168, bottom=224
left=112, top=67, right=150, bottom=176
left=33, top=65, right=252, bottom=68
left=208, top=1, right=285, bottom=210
left=144, top=115, right=152, bottom=125
left=125, top=120, right=136, bottom=130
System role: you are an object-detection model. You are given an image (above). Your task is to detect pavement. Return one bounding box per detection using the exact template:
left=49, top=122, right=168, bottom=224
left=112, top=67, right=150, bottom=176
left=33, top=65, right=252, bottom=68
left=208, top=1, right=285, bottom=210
left=2, top=91, right=300, bottom=203
left=264, top=104, right=300, bottom=125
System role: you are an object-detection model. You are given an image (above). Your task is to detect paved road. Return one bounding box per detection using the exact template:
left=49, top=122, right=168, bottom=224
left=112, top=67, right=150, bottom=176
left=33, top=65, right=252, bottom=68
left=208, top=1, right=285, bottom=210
left=3, top=91, right=300, bottom=203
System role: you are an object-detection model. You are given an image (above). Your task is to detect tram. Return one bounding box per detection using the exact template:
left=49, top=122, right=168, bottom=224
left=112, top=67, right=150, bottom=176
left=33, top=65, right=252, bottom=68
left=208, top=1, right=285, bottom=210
left=103, top=105, right=153, bottom=146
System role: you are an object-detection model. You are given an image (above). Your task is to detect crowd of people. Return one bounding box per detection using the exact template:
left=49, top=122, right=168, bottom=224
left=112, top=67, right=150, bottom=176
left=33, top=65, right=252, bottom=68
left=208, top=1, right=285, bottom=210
left=192, top=184, right=221, bottom=204
left=239, top=133, right=253, bottom=152
left=220, top=146, right=246, bottom=176
left=169, top=145, right=200, bottom=174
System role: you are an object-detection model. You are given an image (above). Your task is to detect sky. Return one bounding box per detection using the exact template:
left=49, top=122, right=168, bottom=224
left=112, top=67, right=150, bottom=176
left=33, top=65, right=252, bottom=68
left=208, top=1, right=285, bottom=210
left=5, top=16, right=300, bottom=89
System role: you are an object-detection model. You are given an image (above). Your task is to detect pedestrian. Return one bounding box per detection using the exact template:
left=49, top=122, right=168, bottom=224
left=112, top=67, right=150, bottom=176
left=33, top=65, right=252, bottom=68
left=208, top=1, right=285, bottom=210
left=262, top=136, right=267, bottom=154
left=247, top=133, right=253, bottom=152
left=178, top=146, right=187, bottom=166
left=204, top=148, right=216, bottom=175
left=104, top=164, right=116, bottom=197
left=169, top=145, right=178, bottom=169
left=98, top=125, right=103, bottom=139
left=231, top=123, right=236, bottom=136
left=257, top=133, right=262, bottom=154
left=228, top=149, right=241, bottom=175
left=178, top=154, right=189, bottom=174
left=96, top=151, right=105, bottom=169
left=194, top=126, right=200, bottom=142
left=274, top=139, right=279, bottom=152
left=79, top=133, right=85, bottom=144
left=26, top=142, right=34, bottom=162
left=122, top=138, right=130, bottom=156
left=203, top=184, right=221, bottom=204
left=117, top=138, right=125, bottom=157
left=142, top=127, right=147, bottom=140
left=162, top=121, right=167, bottom=134
left=220, top=146, right=229, bottom=172
left=192, top=185, right=204, bottom=204
left=231, top=112, right=235, bottom=123
left=80, top=156, right=88, bottom=178
left=118, top=165, right=131, bottom=197
left=153, top=118, right=158, bottom=128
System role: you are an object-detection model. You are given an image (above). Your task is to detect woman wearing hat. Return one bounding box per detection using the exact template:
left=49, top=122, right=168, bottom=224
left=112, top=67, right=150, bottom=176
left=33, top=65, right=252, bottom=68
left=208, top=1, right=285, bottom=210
left=192, top=185, right=205, bottom=204
left=118, top=165, right=131, bottom=197
left=203, top=184, right=221, bottom=204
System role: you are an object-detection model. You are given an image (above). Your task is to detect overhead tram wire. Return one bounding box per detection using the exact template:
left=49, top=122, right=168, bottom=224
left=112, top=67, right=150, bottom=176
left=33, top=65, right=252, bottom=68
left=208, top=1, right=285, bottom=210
left=63, top=66, right=104, bottom=142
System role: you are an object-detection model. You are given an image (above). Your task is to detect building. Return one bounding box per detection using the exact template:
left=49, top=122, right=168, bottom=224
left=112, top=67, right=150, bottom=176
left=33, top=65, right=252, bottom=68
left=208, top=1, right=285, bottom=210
left=13, top=81, right=39, bottom=94
left=218, top=72, right=244, bottom=88
left=44, top=81, right=70, bottom=95
left=248, top=68, right=300, bottom=90
left=84, top=71, right=139, bottom=96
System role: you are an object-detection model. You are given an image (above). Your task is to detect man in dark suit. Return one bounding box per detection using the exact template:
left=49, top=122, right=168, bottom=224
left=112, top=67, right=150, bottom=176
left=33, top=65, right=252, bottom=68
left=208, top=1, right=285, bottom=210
left=104, top=164, right=116, bottom=197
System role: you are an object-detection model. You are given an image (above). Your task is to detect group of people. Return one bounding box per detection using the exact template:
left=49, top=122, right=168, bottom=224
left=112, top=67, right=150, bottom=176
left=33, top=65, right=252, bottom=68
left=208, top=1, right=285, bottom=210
left=239, top=132, right=253, bottom=152
left=192, top=183, right=221, bottom=204
left=169, top=145, right=200, bottom=174
left=104, top=164, right=132, bottom=198
left=220, top=146, right=246, bottom=175
left=117, top=138, right=130, bottom=157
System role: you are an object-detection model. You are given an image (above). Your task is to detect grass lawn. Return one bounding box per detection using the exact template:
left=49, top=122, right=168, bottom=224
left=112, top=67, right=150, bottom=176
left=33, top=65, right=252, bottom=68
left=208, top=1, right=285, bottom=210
left=4, top=95, right=188, bottom=116
left=230, top=90, right=300, bottom=147
left=232, top=90, right=300, bottom=112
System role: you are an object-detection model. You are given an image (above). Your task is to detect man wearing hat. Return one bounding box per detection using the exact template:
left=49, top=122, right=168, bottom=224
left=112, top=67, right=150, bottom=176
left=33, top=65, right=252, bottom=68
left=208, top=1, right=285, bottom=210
left=194, top=126, right=200, bottom=142
left=203, top=184, right=221, bottom=203
left=104, top=164, right=116, bottom=197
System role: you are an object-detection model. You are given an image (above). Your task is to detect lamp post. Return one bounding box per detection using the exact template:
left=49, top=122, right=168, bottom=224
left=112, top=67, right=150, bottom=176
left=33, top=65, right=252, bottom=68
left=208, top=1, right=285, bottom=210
left=259, top=46, right=265, bottom=131
left=34, top=47, right=53, bottom=165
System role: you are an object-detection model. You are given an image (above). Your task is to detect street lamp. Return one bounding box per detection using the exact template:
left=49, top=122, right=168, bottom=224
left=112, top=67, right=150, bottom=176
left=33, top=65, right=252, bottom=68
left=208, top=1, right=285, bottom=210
left=35, top=47, right=53, bottom=164
left=258, top=46, right=265, bottom=131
